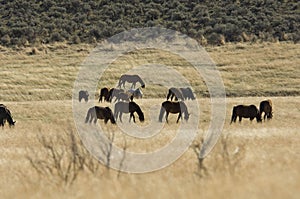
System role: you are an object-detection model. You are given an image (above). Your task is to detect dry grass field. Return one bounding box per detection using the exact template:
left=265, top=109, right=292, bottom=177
left=0, top=42, right=299, bottom=199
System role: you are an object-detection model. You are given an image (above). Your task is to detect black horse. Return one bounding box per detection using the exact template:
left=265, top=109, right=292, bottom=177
left=159, top=101, right=190, bottom=123
left=166, top=87, right=185, bottom=101
left=114, top=101, right=144, bottom=123
left=85, top=106, right=116, bottom=124
left=99, top=87, right=110, bottom=102
left=118, top=74, right=145, bottom=89
left=79, top=90, right=89, bottom=102
left=0, top=104, right=15, bottom=128
left=230, top=105, right=262, bottom=124
left=259, top=99, right=273, bottom=121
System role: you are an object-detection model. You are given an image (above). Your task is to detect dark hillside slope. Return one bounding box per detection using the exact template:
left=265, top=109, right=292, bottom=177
left=0, top=0, right=299, bottom=46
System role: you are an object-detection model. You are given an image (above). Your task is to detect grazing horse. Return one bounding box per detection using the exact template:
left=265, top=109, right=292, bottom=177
left=109, top=88, right=124, bottom=102
left=79, top=90, right=89, bottom=102
left=180, top=87, right=195, bottom=100
left=166, top=87, right=185, bottom=101
left=85, top=106, right=116, bottom=124
left=159, top=101, right=190, bottom=123
left=259, top=99, right=273, bottom=121
left=114, top=101, right=144, bottom=123
left=230, top=105, right=262, bottom=124
left=114, top=92, right=131, bottom=102
left=99, top=87, right=110, bottom=102
left=0, top=104, right=15, bottom=127
left=118, top=74, right=145, bottom=89
left=99, top=88, right=124, bottom=102
left=127, top=88, right=143, bottom=99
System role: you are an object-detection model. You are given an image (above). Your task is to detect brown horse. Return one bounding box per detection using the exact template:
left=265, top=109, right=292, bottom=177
left=118, top=74, right=145, bottom=89
left=114, top=101, right=144, bottom=123
left=230, top=105, right=262, bottom=124
left=180, top=87, right=195, bottom=100
left=159, top=101, right=189, bottom=123
left=0, top=104, right=15, bottom=127
left=79, top=90, right=89, bottom=102
left=85, top=106, right=116, bottom=124
left=259, top=99, right=273, bottom=121
left=166, top=87, right=185, bottom=101
left=99, top=88, right=124, bottom=102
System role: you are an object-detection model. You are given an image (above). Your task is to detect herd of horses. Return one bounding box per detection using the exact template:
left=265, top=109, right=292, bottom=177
left=80, top=74, right=273, bottom=126
left=0, top=74, right=273, bottom=129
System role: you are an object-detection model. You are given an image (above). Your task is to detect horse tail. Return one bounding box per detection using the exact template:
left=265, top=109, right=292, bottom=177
left=268, top=100, right=273, bottom=119
left=85, top=107, right=92, bottom=123
left=166, top=89, right=171, bottom=100
left=230, top=106, right=237, bottom=124
left=159, top=105, right=166, bottom=122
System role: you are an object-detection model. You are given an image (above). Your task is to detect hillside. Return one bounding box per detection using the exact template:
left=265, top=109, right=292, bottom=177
left=0, top=0, right=299, bottom=46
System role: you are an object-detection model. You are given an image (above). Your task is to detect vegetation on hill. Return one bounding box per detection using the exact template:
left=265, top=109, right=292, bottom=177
left=0, top=0, right=299, bottom=47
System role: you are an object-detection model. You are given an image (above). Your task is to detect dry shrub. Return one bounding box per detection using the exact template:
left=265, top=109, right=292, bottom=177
left=193, top=134, right=246, bottom=178
left=26, top=131, right=99, bottom=186
left=26, top=129, right=127, bottom=186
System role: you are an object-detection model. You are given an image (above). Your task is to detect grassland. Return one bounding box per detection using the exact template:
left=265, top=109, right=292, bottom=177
left=0, top=42, right=299, bottom=199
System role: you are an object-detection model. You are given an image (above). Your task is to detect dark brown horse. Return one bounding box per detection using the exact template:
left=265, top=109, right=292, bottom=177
left=99, top=87, right=110, bottom=102
left=259, top=99, right=273, bottom=121
left=0, top=104, right=15, bottom=127
left=180, top=87, right=195, bottom=100
left=230, top=105, right=262, bottom=124
left=85, top=106, right=116, bottom=124
left=114, top=101, right=144, bottom=123
left=118, top=74, right=145, bottom=89
left=166, top=87, right=185, bottom=101
left=159, top=101, right=189, bottom=123
left=99, top=88, right=124, bottom=102
left=79, top=90, right=89, bottom=102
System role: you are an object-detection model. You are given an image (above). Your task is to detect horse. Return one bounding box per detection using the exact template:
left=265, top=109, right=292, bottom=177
left=259, top=99, right=273, bottom=121
left=85, top=106, right=116, bottom=124
left=114, top=92, right=131, bottom=102
left=99, top=87, right=110, bottom=102
left=166, top=87, right=185, bottom=101
left=79, top=90, right=89, bottom=102
left=230, top=105, right=262, bottom=124
left=114, top=101, right=144, bottom=123
left=118, top=74, right=145, bottom=89
left=109, top=88, right=124, bottom=102
left=127, top=88, right=143, bottom=99
left=180, top=87, right=195, bottom=100
left=159, top=101, right=190, bottom=123
left=0, top=104, right=15, bottom=128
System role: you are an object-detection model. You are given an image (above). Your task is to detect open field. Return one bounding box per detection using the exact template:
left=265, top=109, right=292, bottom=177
left=0, top=42, right=299, bottom=198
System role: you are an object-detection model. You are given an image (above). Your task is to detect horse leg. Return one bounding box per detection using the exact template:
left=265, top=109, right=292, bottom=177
left=264, top=113, right=267, bottom=121
left=176, top=113, right=181, bottom=123
left=129, top=112, right=136, bottom=123
left=119, top=112, right=123, bottom=123
left=238, top=116, right=242, bottom=123
left=165, top=112, right=169, bottom=123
